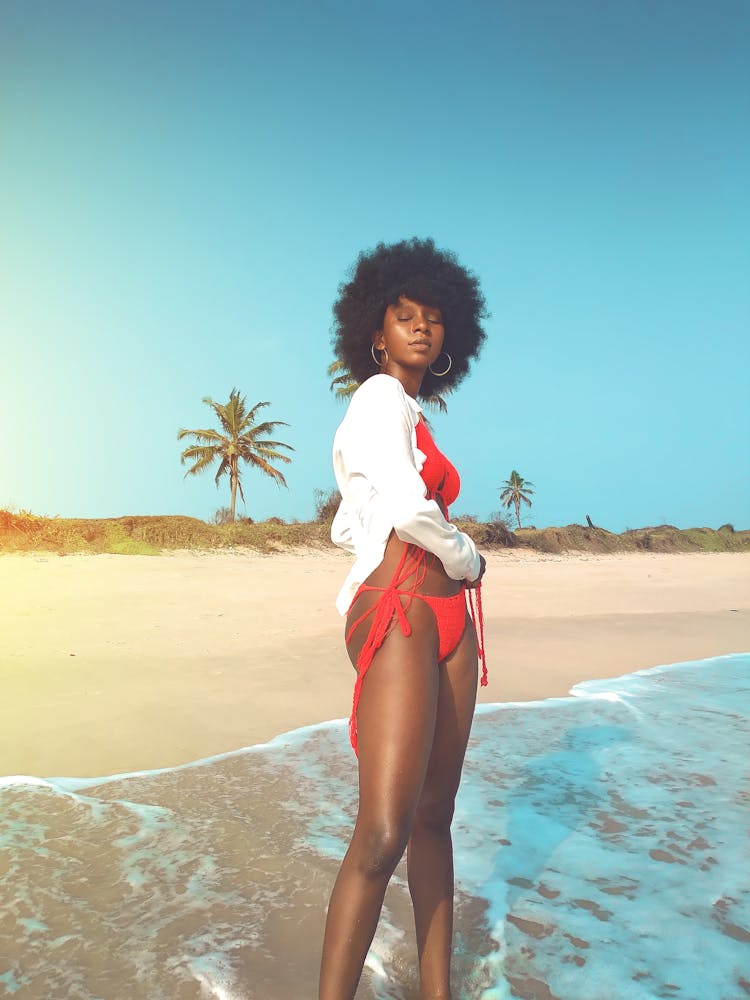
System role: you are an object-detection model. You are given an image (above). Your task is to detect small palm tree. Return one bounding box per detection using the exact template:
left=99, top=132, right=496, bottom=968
left=499, top=470, right=535, bottom=529
left=178, top=388, right=293, bottom=522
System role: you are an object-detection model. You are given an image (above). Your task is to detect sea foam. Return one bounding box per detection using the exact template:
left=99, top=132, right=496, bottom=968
left=0, top=654, right=747, bottom=999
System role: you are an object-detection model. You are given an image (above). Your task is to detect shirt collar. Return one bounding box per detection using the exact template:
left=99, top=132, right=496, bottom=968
left=377, top=373, right=423, bottom=415
left=405, top=394, right=423, bottom=416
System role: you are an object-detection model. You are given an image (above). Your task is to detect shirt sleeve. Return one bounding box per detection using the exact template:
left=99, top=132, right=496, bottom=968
left=344, top=377, right=481, bottom=582
left=330, top=502, right=355, bottom=553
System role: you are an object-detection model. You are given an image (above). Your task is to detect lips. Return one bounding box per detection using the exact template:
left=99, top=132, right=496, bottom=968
left=410, top=340, right=431, bottom=348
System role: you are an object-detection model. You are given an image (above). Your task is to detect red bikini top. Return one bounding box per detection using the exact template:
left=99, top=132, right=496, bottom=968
left=415, top=420, right=460, bottom=515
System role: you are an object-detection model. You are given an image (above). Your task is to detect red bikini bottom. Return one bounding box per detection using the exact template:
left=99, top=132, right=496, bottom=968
left=345, top=544, right=487, bottom=756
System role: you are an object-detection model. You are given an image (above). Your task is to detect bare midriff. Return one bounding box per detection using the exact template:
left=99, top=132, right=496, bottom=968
left=345, top=531, right=463, bottom=669
left=373, top=530, right=461, bottom=596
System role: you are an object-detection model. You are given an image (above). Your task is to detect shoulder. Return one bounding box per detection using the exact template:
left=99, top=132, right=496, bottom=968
left=348, top=375, right=417, bottom=421
left=352, top=373, right=407, bottom=405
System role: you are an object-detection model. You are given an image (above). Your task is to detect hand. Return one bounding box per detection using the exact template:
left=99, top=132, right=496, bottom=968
left=465, top=554, right=486, bottom=589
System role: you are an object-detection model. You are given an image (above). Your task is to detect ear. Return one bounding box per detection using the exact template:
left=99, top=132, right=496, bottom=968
left=372, top=330, right=385, bottom=351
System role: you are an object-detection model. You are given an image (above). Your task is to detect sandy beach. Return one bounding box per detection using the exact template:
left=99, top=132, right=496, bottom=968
left=1, top=549, right=748, bottom=779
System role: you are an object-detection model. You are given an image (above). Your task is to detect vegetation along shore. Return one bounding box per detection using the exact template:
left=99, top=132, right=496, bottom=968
left=1, top=508, right=747, bottom=557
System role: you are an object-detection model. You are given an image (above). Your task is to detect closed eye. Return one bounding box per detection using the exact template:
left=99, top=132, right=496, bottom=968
left=397, top=314, right=442, bottom=323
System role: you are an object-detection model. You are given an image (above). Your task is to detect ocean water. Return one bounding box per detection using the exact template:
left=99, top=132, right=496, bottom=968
left=1, top=653, right=748, bottom=1000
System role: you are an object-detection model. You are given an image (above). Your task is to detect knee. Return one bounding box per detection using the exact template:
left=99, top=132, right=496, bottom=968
left=414, top=796, right=455, bottom=835
left=354, top=821, right=411, bottom=880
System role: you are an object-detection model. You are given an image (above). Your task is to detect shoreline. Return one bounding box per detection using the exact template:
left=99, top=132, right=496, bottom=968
left=15, top=651, right=742, bottom=794
left=2, top=550, right=748, bottom=779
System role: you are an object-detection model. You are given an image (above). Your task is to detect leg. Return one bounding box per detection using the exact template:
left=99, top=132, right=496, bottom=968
left=407, top=617, right=478, bottom=999
left=319, top=599, right=441, bottom=1000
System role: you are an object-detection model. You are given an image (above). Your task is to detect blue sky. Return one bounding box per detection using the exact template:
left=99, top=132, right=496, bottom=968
left=2, top=0, right=748, bottom=532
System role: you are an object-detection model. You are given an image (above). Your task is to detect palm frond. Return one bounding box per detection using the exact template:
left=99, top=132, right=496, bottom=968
left=252, top=446, right=293, bottom=464
left=330, top=373, right=359, bottom=399
left=213, top=456, right=230, bottom=488
left=241, top=400, right=272, bottom=426
left=334, top=383, right=358, bottom=399
left=200, top=396, right=231, bottom=431
left=246, top=454, right=289, bottom=488
left=180, top=445, right=223, bottom=477
left=327, top=360, right=359, bottom=400
left=244, top=437, right=294, bottom=453
left=242, top=420, right=292, bottom=441
left=177, top=427, right=226, bottom=445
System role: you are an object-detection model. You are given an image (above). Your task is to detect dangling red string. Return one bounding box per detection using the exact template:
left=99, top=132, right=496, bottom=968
left=346, top=545, right=429, bottom=754
left=467, top=583, right=488, bottom=687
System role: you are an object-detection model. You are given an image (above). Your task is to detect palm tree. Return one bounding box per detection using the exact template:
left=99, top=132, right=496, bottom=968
left=499, top=470, right=535, bottom=529
left=178, top=388, right=293, bottom=523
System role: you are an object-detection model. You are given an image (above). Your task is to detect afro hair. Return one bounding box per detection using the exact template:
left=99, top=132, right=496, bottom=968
left=332, top=237, right=488, bottom=400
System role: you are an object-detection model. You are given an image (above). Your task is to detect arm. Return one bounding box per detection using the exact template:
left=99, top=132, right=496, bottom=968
left=344, top=377, right=481, bottom=582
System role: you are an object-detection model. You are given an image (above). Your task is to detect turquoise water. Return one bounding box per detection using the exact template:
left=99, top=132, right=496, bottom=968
left=1, top=654, right=748, bottom=999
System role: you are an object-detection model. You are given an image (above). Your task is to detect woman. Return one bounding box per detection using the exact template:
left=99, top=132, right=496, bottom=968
left=319, top=237, right=488, bottom=999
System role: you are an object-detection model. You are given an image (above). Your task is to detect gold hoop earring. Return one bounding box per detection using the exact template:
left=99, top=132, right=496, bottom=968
left=429, top=352, right=452, bottom=377
left=371, top=344, right=387, bottom=366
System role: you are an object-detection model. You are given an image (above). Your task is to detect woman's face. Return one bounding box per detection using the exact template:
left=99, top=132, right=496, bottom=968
left=373, top=296, right=445, bottom=374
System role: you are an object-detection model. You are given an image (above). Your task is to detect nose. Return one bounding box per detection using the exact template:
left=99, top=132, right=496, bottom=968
left=413, top=314, right=430, bottom=333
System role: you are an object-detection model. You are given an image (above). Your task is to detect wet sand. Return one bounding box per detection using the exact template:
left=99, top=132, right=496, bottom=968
left=1, top=549, right=748, bottom=778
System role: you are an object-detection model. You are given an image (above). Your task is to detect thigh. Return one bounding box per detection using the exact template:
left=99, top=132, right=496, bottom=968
left=354, top=598, right=442, bottom=829
left=420, top=615, right=479, bottom=811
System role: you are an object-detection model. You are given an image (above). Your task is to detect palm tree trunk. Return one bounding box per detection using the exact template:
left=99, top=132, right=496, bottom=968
left=230, top=458, right=238, bottom=523
left=515, top=497, right=521, bottom=529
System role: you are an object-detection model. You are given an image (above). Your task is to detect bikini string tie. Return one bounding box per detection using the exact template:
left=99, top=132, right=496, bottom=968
left=346, top=546, right=427, bottom=752
left=467, top=582, right=488, bottom=688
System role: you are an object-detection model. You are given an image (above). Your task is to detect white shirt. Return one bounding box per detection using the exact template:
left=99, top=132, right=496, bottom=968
left=331, top=373, right=481, bottom=615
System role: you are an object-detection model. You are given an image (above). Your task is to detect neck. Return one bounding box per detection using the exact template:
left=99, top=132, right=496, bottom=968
left=380, top=362, right=424, bottom=399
